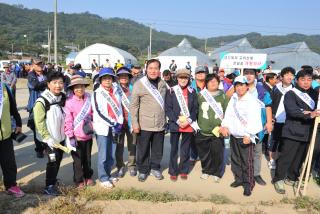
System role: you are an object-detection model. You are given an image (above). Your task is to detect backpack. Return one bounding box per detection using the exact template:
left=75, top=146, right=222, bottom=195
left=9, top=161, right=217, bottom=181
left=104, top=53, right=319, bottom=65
left=27, top=93, right=66, bottom=130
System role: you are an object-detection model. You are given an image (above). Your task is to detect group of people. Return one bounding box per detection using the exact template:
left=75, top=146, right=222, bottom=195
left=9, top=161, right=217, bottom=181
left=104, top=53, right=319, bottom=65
left=0, top=57, right=320, bottom=199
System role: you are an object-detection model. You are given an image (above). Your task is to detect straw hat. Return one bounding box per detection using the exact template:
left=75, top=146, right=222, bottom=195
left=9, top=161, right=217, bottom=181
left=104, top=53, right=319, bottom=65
left=67, top=75, right=90, bottom=88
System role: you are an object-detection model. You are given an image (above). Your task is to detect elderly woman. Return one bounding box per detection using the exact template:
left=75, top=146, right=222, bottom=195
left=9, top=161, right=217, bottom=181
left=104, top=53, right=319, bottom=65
left=64, top=75, right=93, bottom=188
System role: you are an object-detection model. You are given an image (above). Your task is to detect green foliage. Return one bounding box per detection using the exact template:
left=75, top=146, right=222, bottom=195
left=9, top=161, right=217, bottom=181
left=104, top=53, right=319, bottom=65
left=281, top=196, right=320, bottom=212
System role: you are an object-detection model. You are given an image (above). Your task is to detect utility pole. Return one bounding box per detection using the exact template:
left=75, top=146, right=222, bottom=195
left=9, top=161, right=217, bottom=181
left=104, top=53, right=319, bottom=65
left=11, top=43, right=13, bottom=57
left=47, top=27, right=50, bottom=62
left=84, top=40, right=87, bottom=48
left=204, top=38, right=207, bottom=53
left=54, top=0, right=58, bottom=64
left=148, top=24, right=152, bottom=59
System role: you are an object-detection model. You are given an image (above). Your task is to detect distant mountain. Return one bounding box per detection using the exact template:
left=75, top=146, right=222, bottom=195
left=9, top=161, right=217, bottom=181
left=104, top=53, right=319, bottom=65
left=0, top=3, right=319, bottom=60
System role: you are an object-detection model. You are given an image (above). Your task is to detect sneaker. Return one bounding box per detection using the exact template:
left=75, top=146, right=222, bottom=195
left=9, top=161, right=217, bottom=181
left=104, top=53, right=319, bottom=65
left=284, top=178, right=303, bottom=188
left=268, top=160, right=276, bottom=170
left=243, top=184, right=252, bottom=196
left=150, top=169, right=164, bottom=180
left=230, top=181, right=242, bottom=188
left=170, top=175, right=178, bottom=182
left=85, top=178, right=94, bottom=186
left=44, top=185, right=61, bottom=196
left=129, top=168, right=137, bottom=177
left=213, top=176, right=220, bottom=183
left=138, top=173, right=148, bottom=182
left=109, top=177, right=119, bottom=183
left=254, top=175, right=267, bottom=186
left=274, top=180, right=286, bottom=194
left=200, top=173, right=210, bottom=180
left=180, top=173, right=188, bottom=180
left=100, top=181, right=114, bottom=189
left=117, top=167, right=125, bottom=178
left=7, top=186, right=25, bottom=198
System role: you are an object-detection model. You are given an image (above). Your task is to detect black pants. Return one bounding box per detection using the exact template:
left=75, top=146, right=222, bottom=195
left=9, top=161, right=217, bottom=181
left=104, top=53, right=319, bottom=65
left=190, top=135, right=198, bottom=160
left=45, top=141, right=65, bottom=187
left=273, top=138, right=308, bottom=182
left=71, top=139, right=93, bottom=184
left=269, top=123, right=284, bottom=152
left=115, top=124, right=136, bottom=169
left=0, top=138, right=17, bottom=190
left=169, top=132, right=192, bottom=176
left=196, top=133, right=224, bottom=177
left=137, top=130, right=164, bottom=174
left=230, top=136, right=255, bottom=190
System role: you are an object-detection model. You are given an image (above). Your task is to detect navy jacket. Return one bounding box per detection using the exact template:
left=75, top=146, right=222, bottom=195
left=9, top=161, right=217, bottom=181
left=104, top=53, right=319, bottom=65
left=282, top=86, right=319, bottom=142
left=27, top=71, right=47, bottom=112
left=165, top=86, right=198, bottom=132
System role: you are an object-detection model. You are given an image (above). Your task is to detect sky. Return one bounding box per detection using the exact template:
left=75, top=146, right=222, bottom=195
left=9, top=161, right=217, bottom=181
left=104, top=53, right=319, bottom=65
left=1, top=0, right=320, bottom=38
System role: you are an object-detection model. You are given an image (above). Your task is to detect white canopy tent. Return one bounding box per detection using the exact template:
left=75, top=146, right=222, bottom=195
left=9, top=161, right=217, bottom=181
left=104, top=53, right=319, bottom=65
left=263, top=42, right=320, bottom=70
left=74, top=43, right=137, bottom=73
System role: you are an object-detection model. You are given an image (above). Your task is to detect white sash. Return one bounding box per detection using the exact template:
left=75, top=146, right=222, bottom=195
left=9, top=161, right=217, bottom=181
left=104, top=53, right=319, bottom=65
left=173, top=85, right=190, bottom=117
left=100, top=89, right=122, bottom=122
left=200, top=89, right=224, bottom=121
left=0, top=83, right=4, bottom=120
left=172, top=85, right=200, bottom=131
left=73, top=93, right=91, bottom=131
left=118, top=86, right=131, bottom=113
left=232, top=96, right=248, bottom=127
left=275, top=83, right=292, bottom=123
left=140, top=76, right=164, bottom=109
left=292, top=88, right=315, bottom=109
left=165, top=82, right=171, bottom=90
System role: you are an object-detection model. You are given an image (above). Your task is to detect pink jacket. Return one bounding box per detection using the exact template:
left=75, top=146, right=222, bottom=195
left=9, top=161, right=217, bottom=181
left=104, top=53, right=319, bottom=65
left=64, top=92, right=93, bottom=141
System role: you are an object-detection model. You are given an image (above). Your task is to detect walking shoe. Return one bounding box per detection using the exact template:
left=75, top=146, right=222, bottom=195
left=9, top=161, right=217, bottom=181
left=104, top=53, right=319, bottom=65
left=274, top=180, right=286, bottom=194
left=36, top=151, right=44, bottom=158
left=230, top=181, right=242, bottom=188
left=180, top=173, right=188, bottom=180
left=129, top=168, right=137, bottom=177
left=268, top=159, right=276, bottom=170
left=85, top=178, right=94, bottom=186
left=109, top=177, right=119, bottom=183
left=254, top=175, right=266, bottom=186
left=44, top=185, right=61, bottom=196
left=150, top=169, right=164, bottom=180
left=117, top=167, right=125, bottom=178
left=7, top=186, right=25, bottom=198
left=100, top=181, right=114, bottom=189
left=284, top=178, right=296, bottom=186
left=200, top=173, right=210, bottom=180
left=213, top=176, right=220, bottom=183
left=243, top=184, right=252, bottom=196
left=138, top=173, right=148, bottom=182
left=170, top=175, right=178, bottom=182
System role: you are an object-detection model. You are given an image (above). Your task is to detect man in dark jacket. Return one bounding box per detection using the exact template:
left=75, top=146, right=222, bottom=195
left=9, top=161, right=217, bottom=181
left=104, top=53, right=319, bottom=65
left=273, top=69, right=320, bottom=194
left=27, top=58, right=47, bottom=158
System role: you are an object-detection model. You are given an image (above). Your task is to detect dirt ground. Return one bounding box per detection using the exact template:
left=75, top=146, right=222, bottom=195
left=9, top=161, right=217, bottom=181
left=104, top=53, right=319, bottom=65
left=0, top=79, right=319, bottom=213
